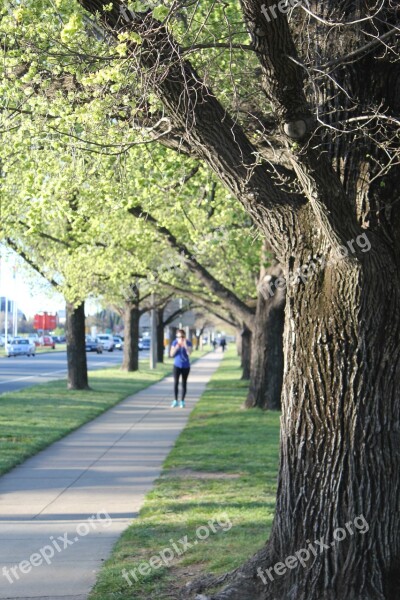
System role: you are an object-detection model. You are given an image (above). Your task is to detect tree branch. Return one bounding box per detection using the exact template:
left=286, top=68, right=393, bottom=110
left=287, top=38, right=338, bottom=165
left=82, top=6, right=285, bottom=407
left=76, top=0, right=305, bottom=261
left=160, top=283, right=240, bottom=328
left=5, top=238, right=60, bottom=289
left=239, top=0, right=364, bottom=249
left=128, top=203, right=255, bottom=328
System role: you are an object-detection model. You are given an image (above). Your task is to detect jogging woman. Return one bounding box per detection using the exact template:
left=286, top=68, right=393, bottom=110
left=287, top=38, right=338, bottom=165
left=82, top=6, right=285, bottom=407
left=170, top=329, right=192, bottom=408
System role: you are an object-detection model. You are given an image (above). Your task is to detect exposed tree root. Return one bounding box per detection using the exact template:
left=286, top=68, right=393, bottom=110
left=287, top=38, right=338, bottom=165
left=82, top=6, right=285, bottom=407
left=180, top=546, right=271, bottom=600
left=179, top=542, right=400, bottom=600
left=181, top=570, right=237, bottom=598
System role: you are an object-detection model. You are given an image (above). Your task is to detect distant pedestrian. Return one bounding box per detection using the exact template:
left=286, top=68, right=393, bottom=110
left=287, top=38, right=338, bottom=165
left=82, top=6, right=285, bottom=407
left=170, top=329, right=192, bottom=408
left=220, top=337, right=227, bottom=352
left=212, top=339, right=217, bottom=351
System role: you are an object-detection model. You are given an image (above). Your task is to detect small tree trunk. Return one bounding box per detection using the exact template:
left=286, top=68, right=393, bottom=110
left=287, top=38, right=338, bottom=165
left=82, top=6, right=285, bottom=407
left=168, top=326, right=178, bottom=356
left=241, top=325, right=252, bottom=380
left=122, top=301, right=139, bottom=371
left=236, top=328, right=242, bottom=356
left=157, top=308, right=165, bottom=363
left=195, top=326, right=205, bottom=350
left=246, top=267, right=285, bottom=410
left=66, top=301, right=89, bottom=390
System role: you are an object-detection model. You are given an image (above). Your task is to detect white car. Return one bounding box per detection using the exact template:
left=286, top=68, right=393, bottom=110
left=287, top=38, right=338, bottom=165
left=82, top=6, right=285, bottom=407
left=97, top=334, right=115, bottom=352
left=6, top=338, right=36, bottom=357
left=113, top=336, right=123, bottom=350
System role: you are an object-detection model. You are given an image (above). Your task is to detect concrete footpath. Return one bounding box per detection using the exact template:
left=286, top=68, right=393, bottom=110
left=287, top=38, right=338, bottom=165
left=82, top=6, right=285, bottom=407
left=0, top=352, right=221, bottom=600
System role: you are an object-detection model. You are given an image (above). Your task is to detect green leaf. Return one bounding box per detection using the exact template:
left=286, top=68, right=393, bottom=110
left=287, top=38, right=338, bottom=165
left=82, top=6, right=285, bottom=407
left=152, top=5, right=169, bottom=20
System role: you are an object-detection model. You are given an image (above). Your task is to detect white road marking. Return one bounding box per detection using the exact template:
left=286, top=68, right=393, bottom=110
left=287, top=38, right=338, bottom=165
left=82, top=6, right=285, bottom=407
left=0, top=368, right=68, bottom=386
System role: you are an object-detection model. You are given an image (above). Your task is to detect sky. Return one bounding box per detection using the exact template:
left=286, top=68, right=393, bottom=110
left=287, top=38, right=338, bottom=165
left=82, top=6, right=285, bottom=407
left=0, top=249, right=65, bottom=318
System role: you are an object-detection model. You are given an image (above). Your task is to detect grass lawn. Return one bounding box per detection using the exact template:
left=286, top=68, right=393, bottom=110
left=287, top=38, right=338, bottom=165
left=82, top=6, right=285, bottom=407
left=88, top=348, right=280, bottom=600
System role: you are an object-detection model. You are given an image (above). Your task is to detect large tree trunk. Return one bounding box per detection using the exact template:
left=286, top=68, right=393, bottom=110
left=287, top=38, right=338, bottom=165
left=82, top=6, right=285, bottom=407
left=246, top=267, right=285, bottom=410
left=262, top=251, right=400, bottom=600
left=66, top=301, right=89, bottom=390
left=122, top=301, right=140, bottom=372
left=192, top=246, right=400, bottom=600
left=240, top=325, right=252, bottom=381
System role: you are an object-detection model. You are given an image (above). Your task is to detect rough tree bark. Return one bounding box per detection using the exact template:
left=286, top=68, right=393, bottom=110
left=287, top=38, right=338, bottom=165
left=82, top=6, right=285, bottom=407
left=122, top=285, right=140, bottom=372
left=75, top=1, right=400, bottom=597
left=66, top=301, right=89, bottom=390
left=246, top=265, right=285, bottom=410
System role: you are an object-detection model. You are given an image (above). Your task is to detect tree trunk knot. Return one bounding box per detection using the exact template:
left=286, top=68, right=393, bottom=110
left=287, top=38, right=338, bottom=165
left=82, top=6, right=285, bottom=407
left=283, top=119, right=308, bottom=140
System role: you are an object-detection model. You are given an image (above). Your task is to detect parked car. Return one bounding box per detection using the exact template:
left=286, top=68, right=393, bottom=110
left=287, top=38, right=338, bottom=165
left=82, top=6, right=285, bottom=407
left=85, top=336, right=103, bottom=354
left=97, top=334, right=115, bottom=352
left=40, top=335, right=56, bottom=349
left=6, top=338, right=36, bottom=357
left=51, top=334, right=66, bottom=343
left=113, top=336, right=123, bottom=350
left=28, top=335, right=40, bottom=347
left=141, top=338, right=151, bottom=350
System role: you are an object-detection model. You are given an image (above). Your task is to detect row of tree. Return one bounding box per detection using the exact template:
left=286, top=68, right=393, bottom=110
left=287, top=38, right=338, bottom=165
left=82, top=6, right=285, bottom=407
left=1, top=93, right=284, bottom=403
left=1, top=1, right=399, bottom=597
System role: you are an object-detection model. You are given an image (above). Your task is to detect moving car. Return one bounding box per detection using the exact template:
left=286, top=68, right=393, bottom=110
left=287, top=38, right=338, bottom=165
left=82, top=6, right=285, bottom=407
left=97, top=334, right=115, bottom=352
left=113, top=336, right=123, bottom=350
left=85, top=336, right=103, bottom=354
left=6, top=338, right=36, bottom=357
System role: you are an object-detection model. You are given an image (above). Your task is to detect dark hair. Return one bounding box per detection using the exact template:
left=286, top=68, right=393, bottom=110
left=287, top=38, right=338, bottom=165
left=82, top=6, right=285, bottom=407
left=177, top=329, right=186, bottom=337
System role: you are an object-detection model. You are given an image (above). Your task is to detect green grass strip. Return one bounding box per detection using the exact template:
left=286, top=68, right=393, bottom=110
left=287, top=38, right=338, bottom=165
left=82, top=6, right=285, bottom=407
left=89, top=348, right=280, bottom=600
left=0, top=357, right=178, bottom=476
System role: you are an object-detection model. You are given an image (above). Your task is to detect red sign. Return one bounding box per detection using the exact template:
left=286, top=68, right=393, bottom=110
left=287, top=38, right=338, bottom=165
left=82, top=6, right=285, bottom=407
left=33, top=313, right=57, bottom=330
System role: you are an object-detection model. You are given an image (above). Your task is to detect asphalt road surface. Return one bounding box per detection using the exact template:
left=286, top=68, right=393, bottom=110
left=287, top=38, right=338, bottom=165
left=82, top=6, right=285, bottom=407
left=0, top=349, right=150, bottom=394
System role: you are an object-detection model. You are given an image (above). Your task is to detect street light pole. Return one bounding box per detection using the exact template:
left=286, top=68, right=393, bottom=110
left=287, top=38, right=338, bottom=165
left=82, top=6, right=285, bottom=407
left=179, top=297, right=183, bottom=329
left=4, top=295, right=8, bottom=346
left=12, top=265, right=18, bottom=337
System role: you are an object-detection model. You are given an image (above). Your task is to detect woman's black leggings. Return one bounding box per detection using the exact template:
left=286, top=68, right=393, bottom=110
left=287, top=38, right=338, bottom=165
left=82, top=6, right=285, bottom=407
left=173, top=366, right=190, bottom=401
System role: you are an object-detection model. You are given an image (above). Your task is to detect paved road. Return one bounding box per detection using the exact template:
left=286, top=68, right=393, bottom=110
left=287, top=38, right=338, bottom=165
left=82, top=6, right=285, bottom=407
left=0, top=350, right=150, bottom=394
left=0, top=352, right=220, bottom=600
